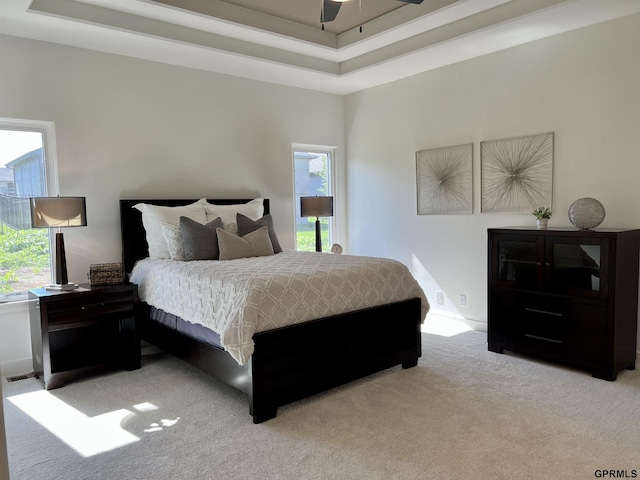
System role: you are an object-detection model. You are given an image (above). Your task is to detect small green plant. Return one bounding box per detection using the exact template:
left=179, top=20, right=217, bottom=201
left=532, top=206, right=552, bottom=220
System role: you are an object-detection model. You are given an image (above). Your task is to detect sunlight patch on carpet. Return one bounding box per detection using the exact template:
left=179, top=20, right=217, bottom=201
left=422, top=314, right=473, bottom=337
left=133, top=402, right=158, bottom=412
left=8, top=390, right=139, bottom=457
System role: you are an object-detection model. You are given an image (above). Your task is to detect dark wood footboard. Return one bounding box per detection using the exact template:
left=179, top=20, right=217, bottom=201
left=138, top=297, right=422, bottom=423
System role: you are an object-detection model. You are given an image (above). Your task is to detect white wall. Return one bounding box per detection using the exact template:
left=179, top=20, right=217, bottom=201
left=0, top=34, right=345, bottom=374
left=0, top=302, right=33, bottom=375
left=0, top=363, right=9, bottom=480
left=345, top=14, right=640, bottom=346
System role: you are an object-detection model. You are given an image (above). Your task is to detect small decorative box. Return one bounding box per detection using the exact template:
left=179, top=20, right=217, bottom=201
left=89, top=262, right=125, bottom=286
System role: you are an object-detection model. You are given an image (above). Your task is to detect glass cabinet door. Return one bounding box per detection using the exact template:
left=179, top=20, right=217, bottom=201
left=490, top=233, right=608, bottom=298
left=546, top=237, right=608, bottom=298
left=492, top=235, right=545, bottom=289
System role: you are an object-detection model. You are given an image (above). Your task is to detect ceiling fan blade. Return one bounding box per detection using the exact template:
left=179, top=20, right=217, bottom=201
left=399, top=0, right=424, bottom=4
left=321, top=0, right=342, bottom=23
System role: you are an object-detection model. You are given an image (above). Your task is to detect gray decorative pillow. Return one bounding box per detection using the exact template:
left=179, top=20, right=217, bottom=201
left=217, top=226, right=274, bottom=261
left=180, top=216, right=223, bottom=261
left=236, top=213, right=283, bottom=253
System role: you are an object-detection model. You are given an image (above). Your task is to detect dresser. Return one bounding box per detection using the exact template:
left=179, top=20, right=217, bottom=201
left=487, top=227, right=640, bottom=381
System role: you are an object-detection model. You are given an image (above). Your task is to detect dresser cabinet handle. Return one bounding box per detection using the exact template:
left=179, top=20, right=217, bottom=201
left=81, top=302, right=105, bottom=310
left=525, top=333, right=562, bottom=344
left=525, top=307, right=562, bottom=317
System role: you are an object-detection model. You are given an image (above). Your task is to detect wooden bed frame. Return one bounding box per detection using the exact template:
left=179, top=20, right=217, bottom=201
left=120, top=198, right=422, bottom=423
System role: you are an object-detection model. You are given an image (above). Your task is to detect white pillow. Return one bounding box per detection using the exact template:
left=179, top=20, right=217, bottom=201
left=160, top=221, right=185, bottom=261
left=198, top=198, right=264, bottom=234
left=133, top=202, right=206, bottom=259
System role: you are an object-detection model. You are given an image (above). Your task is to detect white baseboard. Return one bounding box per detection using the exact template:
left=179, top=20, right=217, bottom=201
left=0, top=357, right=33, bottom=378
left=460, top=317, right=487, bottom=332
left=426, top=311, right=487, bottom=332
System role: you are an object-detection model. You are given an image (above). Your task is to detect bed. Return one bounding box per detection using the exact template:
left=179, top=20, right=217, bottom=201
left=120, top=198, right=428, bottom=423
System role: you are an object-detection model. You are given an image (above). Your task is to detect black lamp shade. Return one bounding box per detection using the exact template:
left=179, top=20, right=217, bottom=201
left=300, top=196, right=333, bottom=218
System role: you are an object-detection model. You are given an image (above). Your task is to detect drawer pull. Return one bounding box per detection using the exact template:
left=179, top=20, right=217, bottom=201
left=81, top=302, right=105, bottom=310
left=525, top=307, right=562, bottom=317
left=526, top=333, right=562, bottom=344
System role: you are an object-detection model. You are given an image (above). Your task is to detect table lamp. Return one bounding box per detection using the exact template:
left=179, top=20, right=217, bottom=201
left=300, top=196, right=333, bottom=252
left=30, top=196, right=87, bottom=290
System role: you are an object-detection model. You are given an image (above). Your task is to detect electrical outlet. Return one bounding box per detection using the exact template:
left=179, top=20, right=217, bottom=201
left=435, top=291, right=444, bottom=305
left=459, top=294, right=467, bottom=307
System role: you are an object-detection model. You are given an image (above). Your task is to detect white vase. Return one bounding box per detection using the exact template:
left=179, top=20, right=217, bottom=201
left=537, top=219, right=548, bottom=229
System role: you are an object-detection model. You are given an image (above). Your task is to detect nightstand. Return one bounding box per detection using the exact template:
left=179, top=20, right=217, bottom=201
left=29, top=283, right=141, bottom=390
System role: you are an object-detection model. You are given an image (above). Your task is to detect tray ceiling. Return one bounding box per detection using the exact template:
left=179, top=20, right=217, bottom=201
left=1, top=0, right=639, bottom=94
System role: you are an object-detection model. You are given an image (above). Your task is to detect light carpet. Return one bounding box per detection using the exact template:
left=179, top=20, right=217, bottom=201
left=3, top=327, right=639, bottom=480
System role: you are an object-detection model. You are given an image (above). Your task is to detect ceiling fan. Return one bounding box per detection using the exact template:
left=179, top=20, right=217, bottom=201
left=320, top=0, right=424, bottom=26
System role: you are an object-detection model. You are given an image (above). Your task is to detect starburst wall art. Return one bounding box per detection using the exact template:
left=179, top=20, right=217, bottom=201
left=416, top=143, right=473, bottom=215
left=480, top=132, right=553, bottom=213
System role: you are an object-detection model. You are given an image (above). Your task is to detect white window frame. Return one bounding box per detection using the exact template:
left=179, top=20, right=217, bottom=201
left=0, top=118, right=59, bottom=304
left=292, top=144, right=337, bottom=251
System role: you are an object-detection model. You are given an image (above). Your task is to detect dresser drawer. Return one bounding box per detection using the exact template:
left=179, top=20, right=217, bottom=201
left=490, top=291, right=607, bottom=347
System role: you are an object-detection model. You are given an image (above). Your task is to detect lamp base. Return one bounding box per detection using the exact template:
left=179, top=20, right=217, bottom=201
left=46, top=283, right=79, bottom=292
left=314, top=218, right=322, bottom=252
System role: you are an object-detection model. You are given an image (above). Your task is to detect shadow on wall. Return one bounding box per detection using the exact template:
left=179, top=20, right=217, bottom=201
left=410, top=253, right=466, bottom=319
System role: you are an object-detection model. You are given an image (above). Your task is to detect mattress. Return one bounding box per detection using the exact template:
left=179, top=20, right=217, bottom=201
left=130, top=250, right=429, bottom=365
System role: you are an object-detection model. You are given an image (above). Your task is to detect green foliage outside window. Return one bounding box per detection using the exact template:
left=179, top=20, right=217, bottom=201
left=0, top=228, right=50, bottom=293
left=296, top=224, right=330, bottom=252
left=317, top=154, right=329, bottom=196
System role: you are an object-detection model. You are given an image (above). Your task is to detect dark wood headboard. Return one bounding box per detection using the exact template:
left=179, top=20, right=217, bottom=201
left=120, top=198, right=270, bottom=274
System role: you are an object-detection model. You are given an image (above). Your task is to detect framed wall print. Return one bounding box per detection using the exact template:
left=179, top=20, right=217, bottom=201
left=480, top=132, right=553, bottom=213
left=416, top=143, right=473, bottom=215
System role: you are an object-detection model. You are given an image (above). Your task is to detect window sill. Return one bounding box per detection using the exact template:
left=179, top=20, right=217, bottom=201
left=0, top=297, right=33, bottom=314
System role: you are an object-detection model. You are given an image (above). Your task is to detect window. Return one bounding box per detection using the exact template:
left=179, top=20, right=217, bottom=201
left=293, top=147, right=335, bottom=252
left=0, top=118, right=58, bottom=301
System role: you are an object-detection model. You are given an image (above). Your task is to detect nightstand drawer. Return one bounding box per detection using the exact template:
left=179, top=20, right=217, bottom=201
left=45, top=291, right=134, bottom=327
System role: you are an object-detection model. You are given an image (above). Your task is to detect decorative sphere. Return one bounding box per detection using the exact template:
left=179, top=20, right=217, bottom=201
left=568, top=198, right=605, bottom=230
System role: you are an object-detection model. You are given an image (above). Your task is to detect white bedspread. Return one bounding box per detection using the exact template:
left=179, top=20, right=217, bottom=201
left=130, top=250, right=429, bottom=365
